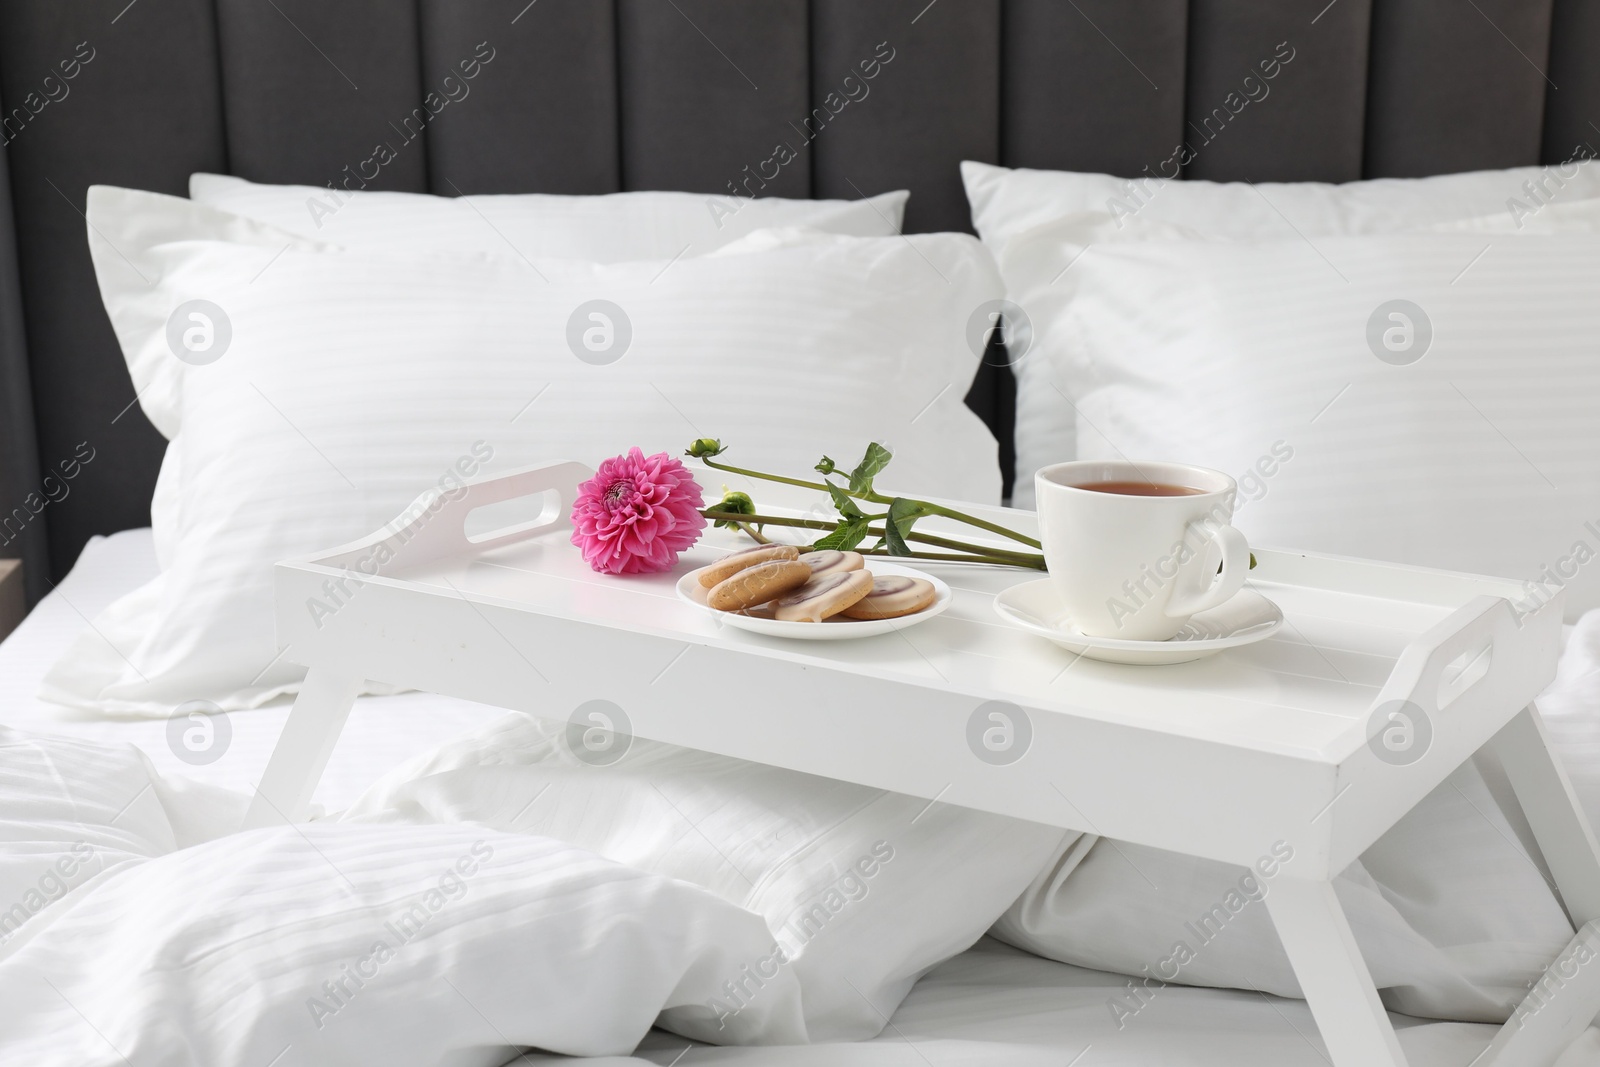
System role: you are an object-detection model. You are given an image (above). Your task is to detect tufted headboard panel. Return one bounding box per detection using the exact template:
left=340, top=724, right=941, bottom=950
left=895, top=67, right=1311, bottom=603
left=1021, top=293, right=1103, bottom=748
left=0, top=0, right=1594, bottom=601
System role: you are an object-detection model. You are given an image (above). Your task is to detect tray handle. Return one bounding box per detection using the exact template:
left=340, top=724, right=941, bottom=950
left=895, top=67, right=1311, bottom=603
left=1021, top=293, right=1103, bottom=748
left=1372, top=594, right=1513, bottom=722
left=311, top=461, right=596, bottom=574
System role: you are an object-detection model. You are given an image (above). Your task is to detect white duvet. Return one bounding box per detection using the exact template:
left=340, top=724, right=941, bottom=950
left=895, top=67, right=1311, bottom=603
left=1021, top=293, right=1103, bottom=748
left=0, top=719, right=1061, bottom=1064
left=7, top=612, right=1600, bottom=1064
left=0, top=730, right=808, bottom=1063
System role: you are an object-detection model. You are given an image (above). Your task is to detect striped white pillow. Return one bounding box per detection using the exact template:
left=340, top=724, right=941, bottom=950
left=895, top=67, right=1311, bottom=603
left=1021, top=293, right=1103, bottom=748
left=191, top=172, right=911, bottom=264
left=962, top=159, right=1600, bottom=247
left=51, top=187, right=1001, bottom=713
left=1005, top=214, right=1600, bottom=616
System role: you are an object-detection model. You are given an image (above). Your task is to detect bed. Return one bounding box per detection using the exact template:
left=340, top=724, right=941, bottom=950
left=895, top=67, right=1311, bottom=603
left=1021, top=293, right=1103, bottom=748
left=5, top=1, right=1600, bottom=1064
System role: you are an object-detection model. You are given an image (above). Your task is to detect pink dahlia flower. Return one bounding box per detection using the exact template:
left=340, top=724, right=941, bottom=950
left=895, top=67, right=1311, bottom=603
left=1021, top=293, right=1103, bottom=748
left=570, top=448, right=707, bottom=574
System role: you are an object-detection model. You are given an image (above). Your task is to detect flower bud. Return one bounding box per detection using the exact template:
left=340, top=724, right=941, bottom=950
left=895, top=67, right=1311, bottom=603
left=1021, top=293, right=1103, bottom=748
left=710, top=490, right=756, bottom=529
left=687, top=438, right=726, bottom=458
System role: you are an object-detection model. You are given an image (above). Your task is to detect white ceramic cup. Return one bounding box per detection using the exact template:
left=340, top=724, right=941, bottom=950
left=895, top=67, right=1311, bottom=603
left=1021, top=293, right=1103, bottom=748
left=1034, top=460, right=1251, bottom=641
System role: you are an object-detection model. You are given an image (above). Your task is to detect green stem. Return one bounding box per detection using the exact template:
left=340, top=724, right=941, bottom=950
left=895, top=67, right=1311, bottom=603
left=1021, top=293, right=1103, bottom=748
left=915, top=502, right=1042, bottom=550
left=700, top=457, right=835, bottom=495
left=700, top=455, right=1041, bottom=550
left=858, top=547, right=1046, bottom=569
left=736, top=521, right=771, bottom=545
left=700, top=510, right=1045, bottom=569
left=901, top=529, right=1043, bottom=564
left=702, top=510, right=835, bottom=532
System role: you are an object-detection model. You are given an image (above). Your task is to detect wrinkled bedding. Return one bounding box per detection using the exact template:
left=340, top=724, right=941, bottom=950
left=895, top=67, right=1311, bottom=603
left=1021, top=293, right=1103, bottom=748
left=0, top=731, right=810, bottom=1062
left=8, top=531, right=1600, bottom=1064
left=994, top=609, right=1600, bottom=1025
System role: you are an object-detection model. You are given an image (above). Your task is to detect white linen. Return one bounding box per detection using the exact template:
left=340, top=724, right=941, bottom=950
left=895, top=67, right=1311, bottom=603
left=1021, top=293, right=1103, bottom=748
left=57, top=187, right=1001, bottom=714
left=90, top=186, right=932, bottom=449
left=0, top=733, right=1561, bottom=1067
left=990, top=599, right=1600, bottom=1029
left=190, top=172, right=911, bottom=262
left=5, top=529, right=503, bottom=809
left=1432, top=197, right=1600, bottom=233
left=5, top=578, right=1062, bottom=1052
left=992, top=768, right=1573, bottom=1023
left=0, top=735, right=813, bottom=1062
left=961, top=158, right=1600, bottom=247
left=964, top=160, right=1600, bottom=511
left=620, top=938, right=1600, bottom=1067
left=994, top=215, right=1600, bottom=621
left=342, top=712, right=1067, bottom=1043
left=0, top=729, right=242, bottom=923
left=10, top=531, right=1600, bottom=1064
left=1, top=738, right=1594, bottom=1067
left=1535, top=609, right=1600, bottom=837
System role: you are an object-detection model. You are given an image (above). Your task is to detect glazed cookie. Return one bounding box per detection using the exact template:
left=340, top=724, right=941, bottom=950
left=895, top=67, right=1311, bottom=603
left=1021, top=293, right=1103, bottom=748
left=698, top=544, right=800, bottom=588
left=800, top=550, right=865, bottom=577
left=772, top=569, right=875, bottom=623
left=839, top=575, right=937, bottom=620
left=707, top=559, right=811, bottom=611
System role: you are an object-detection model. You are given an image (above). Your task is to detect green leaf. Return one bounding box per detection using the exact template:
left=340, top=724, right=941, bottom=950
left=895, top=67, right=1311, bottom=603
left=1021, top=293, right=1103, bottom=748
left=847, top=442, right=893, bottom=496
left=814, top=456, right=837, bottom=476
left=824, top=480, right=864, bottom=521
left=882, top=497, right=925, bottom=556
left=813, top=518, right=870, bottom=552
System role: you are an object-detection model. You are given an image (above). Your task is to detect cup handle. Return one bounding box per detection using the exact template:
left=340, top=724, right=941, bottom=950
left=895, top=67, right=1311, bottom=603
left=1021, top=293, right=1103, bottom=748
left=1164, top=522, right=1251, bottom=619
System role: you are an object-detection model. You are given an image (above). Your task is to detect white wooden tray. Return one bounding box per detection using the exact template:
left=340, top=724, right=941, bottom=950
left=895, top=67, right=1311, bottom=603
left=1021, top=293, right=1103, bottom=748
left=247, top=461, right=1600, bottom=1067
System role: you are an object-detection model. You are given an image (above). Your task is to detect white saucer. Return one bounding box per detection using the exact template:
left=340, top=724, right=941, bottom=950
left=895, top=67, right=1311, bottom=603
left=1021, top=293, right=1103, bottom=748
left=677, top=560, right=951, bottom=641
left=993, top=579, right=1283, bottom=665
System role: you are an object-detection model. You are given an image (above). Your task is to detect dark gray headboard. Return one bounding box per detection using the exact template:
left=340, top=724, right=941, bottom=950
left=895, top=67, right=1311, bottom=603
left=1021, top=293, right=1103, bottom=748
left=0, top=0, right=1595, bottom=603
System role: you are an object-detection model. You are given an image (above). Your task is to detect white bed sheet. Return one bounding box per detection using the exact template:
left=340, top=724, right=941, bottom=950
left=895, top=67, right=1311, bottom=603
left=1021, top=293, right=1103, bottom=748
left=1, top=530, right=505, bottom=811
left=10, top=530, right=1599, bottom=1066
left=588, top=938, right=1600, bottom=1067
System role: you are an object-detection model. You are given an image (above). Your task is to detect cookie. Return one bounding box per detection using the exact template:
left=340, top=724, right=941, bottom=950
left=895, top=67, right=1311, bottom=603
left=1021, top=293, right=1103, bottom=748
left=772, top=569, right=875, bottom=623
left=839, top=575, right=938, bottom=620
left=707, top=559, right=812, bottom=611
left=698, top=544, right=800, bottom=588
left=800, top=550, right=865, bottom=577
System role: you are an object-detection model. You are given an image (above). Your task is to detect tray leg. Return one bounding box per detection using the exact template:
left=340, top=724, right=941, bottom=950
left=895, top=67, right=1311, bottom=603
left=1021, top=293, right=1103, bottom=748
left=1487, top=704, right=1600, bottom=926
left=1264, top=876, right=1409, bottom=1067
left=240, top=666, right=362, bottom=831
left=1462, top=703, right=1600, bottom=1067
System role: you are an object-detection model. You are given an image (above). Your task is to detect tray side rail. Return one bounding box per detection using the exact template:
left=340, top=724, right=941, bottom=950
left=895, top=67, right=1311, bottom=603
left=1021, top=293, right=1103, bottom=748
left=1323, top=592, right=1563, bottom=875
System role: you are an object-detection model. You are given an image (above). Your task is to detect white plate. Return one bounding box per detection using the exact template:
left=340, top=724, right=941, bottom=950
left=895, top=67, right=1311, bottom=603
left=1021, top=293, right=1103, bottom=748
left=677, top=560, right=951, bottom=640
left=993, top=578, right=1283, bottom=665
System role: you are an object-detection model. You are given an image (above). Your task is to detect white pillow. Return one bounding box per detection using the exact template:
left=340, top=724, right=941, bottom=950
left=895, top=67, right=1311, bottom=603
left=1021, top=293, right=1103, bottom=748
left=993, top=776, right=1572, bottom=1023
left=962, top=159, right=1600, bottom=492
left=191, top=172, right=911, bottom=261
left=1000, top=214, right=1600, bottom=617
left=342, top=712, right=1068, bottom=1042
left=50, top=187, right=1002, bottom=713
left=961, top=159, right=1600, bottom=247
left=0, top=770, right=817, bottom=1056
left=998, top=618, right=1600, bottom=1022
left=0, top=721, right=1052, bottom=1053
left=1431, top=197, right=1600, bottom=233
